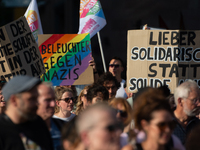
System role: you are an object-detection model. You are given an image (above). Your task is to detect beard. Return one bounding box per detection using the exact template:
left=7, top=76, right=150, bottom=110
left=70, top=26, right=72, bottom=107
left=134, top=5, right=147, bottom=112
left=183, top=105, right=197, bottom=117
left=17, top=100, right=38, bottom=121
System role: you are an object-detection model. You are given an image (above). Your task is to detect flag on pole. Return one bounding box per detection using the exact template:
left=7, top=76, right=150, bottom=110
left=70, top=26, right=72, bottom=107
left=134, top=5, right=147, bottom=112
left=24, top=0, right=43, bottom=44
left=78, top=0, right=106, bottom=38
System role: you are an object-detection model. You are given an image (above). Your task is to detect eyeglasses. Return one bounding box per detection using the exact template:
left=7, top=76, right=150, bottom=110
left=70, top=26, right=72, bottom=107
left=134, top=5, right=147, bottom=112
left=105, top=122, right=123, bottom=132
left=185, top=97, right=200, bottom=105
left=82, top=94, right=87, bottom=97
left=115, top=109, right=127, bottom=118
left=156, top=121, right=176, bottom=131
left=59, top=97, right=76, bottom=103
left=109, top=64, right=120, bottom=68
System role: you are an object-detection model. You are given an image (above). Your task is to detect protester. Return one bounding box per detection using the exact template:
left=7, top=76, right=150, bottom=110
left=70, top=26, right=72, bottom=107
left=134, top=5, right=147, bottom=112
left=173, top=80, right=200, bottom=144
left=109, top=97, right=132, bottom=133
left=167, top=94, right=176, bottom=111
left=97, top=72, right=120, bottom=99
left=0, top=75, right=54, bottom=150
left=109, top=56, right=127, bottom=98
left=37, top=82, right=66, bottom=150
left=61, top=117, right=85, bottom=150
left=109, top=97, right=132, bottom=148
left=185, top=122, right=200, bottom=150
left=76, top=102, right=121, bottom=150
left=0, top=79, right=6, bottom=114
left=86, top=83, right=109, bottom=104
left=122, top=88, right=177, bottom=150
left=53, top=87, right=76, bottom=121
left=75, top=85, right=91, bottom=115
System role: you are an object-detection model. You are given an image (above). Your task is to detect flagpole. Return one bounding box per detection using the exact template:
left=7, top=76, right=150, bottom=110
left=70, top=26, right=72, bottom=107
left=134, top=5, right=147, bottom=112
left=97, top=32, right=107, bottom=73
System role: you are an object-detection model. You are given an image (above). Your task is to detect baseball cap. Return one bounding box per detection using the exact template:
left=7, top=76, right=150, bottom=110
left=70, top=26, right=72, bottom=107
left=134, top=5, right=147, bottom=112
left=2, top=75, right=41, bottom=101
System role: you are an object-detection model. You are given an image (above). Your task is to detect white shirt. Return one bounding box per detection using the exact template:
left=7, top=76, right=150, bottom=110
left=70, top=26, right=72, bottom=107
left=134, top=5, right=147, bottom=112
left=52, top=113, right=76, bottom=122
left=115, top=79, right=127, bottom=98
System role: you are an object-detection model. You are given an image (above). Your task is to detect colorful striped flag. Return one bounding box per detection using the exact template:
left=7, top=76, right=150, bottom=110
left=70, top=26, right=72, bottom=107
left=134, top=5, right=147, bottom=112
left=24, top=0, right=43, bottom=44
left=39, top=33, right=93, bottom=86
left=78, top=0, right=106, bottom=38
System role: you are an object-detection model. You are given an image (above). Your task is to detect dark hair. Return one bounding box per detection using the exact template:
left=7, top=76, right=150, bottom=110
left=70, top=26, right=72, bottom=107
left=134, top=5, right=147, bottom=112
left=0, top=78, right=6, bottom=90
left=186, top=122, right=200, bottom=150
left=110, top=56, right=124, bottom=67
left=133, top=87, right=173, bottom=130
left=97, top=72, right=120, bottom=89
left=61, top=117, right=80, bottom=149
left=87, top=83, right=109, bottom=102
left=109, top=97, right=132, bottom=126
left=157, top=85, right=171, bottom=98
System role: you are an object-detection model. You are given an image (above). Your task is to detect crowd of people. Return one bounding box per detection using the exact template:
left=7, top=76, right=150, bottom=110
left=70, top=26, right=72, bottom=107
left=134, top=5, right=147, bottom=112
left=0, top=56, right=200, bottom=150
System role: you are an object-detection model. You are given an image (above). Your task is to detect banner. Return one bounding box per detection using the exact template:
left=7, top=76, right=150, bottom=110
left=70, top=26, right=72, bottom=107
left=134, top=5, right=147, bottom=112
left=127, top=30, right=200, bottom=93
left=24, top=0, right=43, bottom=44
left=0, top=16, right=45, bottom=81
left=78, top=0, right=106, bottom=38
left=39, top=33, right=94, bottom=86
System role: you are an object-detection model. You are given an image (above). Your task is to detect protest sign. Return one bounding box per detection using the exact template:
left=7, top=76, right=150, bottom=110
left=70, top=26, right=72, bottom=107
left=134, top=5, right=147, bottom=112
left=39, top=33, right=94, bottom=86
left=127, top=30, right=200, bottom=93
left=0, top=16, right=45, bottom=81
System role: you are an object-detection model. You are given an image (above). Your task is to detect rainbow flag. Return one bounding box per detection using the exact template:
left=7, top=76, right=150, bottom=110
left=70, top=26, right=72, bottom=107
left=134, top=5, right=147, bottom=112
left=24, top=0, right=43, bottom=44
left=38, top=33, right=94, bottom=86
left=78, top=0, right=106, bottom=38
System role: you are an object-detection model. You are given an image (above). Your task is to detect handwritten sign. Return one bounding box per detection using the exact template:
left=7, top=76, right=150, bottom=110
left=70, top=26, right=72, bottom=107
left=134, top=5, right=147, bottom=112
left=127, top=30, right=200, bottom=93
left=39, top=33, right=94, bottom=86
left=0, top=16, right=45, bottom=81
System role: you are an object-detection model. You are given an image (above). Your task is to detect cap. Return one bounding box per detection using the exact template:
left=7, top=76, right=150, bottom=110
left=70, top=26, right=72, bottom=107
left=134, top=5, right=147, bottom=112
left=2, top=75, right=41, bottom=101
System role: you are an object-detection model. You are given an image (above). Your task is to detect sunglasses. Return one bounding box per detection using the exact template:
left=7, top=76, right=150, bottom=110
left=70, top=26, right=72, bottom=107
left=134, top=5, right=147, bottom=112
left=156, top=121, right=176, bottom=131
left=105, top=122, right=122, bottom=132
left=109, top=64, right=120, bottom=68
left=82, top=94, right=87, bottom=97
left=115, top=109, right=127, bottom=118
left=60, top=97, right=76, bottom=103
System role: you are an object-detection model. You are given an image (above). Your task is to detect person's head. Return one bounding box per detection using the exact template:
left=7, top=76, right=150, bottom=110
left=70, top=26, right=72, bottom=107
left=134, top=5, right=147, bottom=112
left=60, top=85, right=77, bottom=97
left=174, top=80, right=200, bottom=117
left=97, top=72, right=120, bottom=98
left=76, top=102, right=121, bottom=150
left=133, top=88, right=175, bottom=145
left=61, top=117, right=82, bottom=150
left=37, top=82, right=56, bottom=120
left=87, top=84, right=109, bottom=104
left=0, top=78, right=6, bottom=112
left=185, top=122, right=200, bottom=150
left=167, top=94, right=176, bottom=111
left=76, top=85, right=91, bottom=115
left=109, top=57, right=124, bottom=78
left=55, top=87, right=75, bottom=113
left=109, top=97, right=132, bottom=127
left=2, top=75, right=41, bottom=122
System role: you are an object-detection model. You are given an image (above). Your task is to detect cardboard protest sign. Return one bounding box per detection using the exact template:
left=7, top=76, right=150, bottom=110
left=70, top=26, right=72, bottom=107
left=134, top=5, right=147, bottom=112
left=127, top=30, right=200, bottom=93
left=38, top=33, right=94, bottom=86
left=0, top=16, right=45, bottom=81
